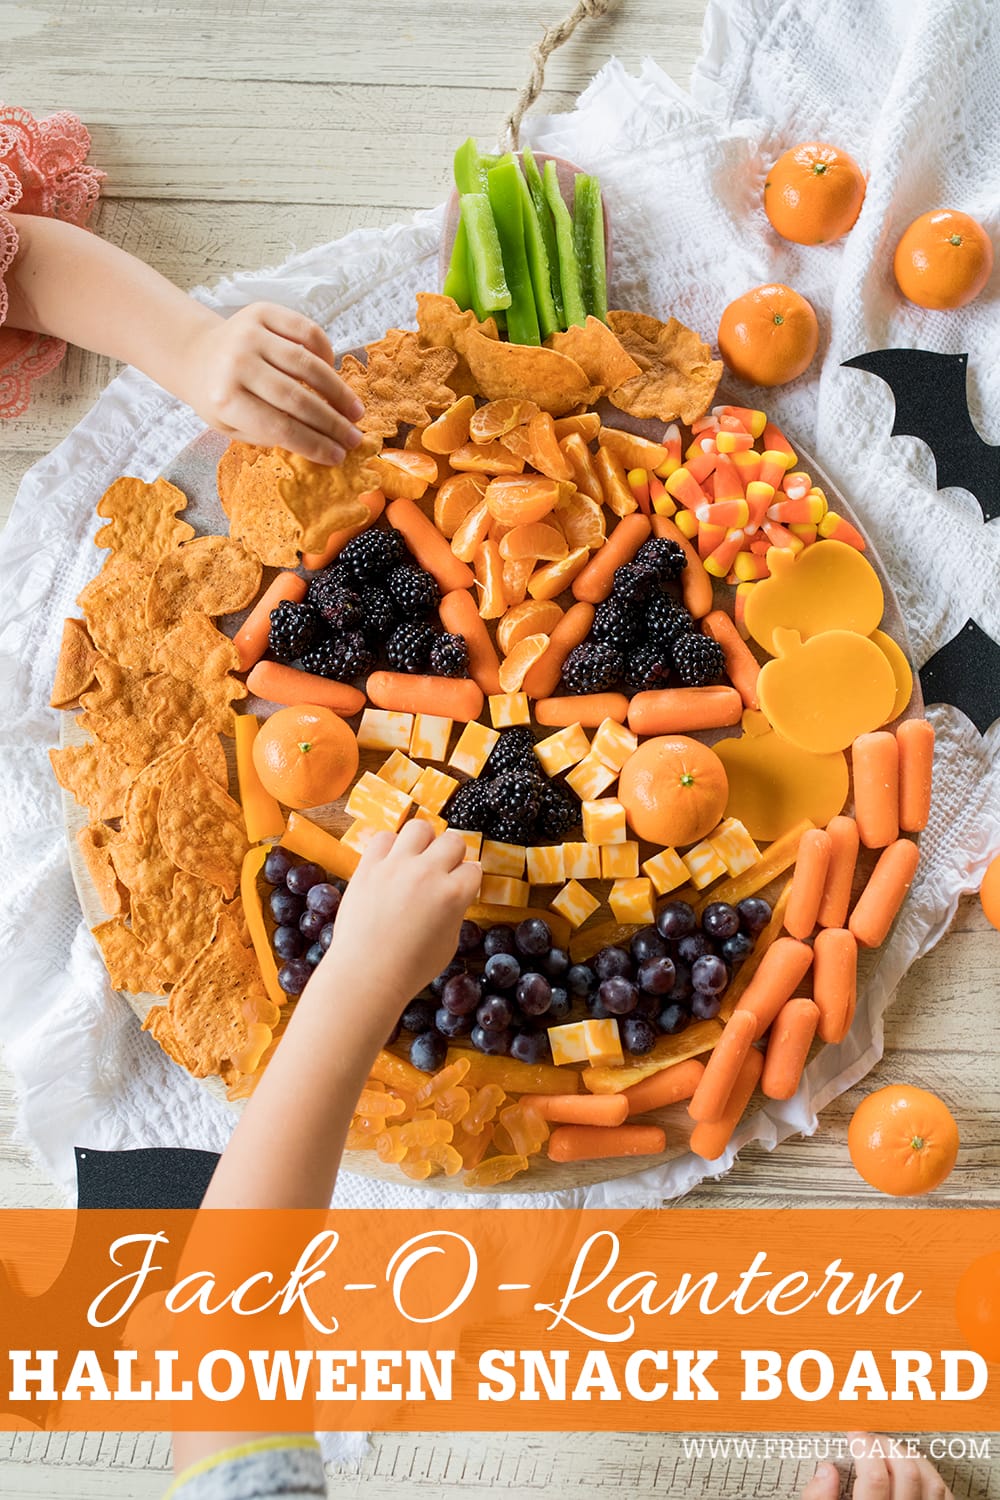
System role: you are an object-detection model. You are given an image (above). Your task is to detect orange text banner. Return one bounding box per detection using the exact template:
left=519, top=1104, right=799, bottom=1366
left=1, top=1208, right=998, bottom=1431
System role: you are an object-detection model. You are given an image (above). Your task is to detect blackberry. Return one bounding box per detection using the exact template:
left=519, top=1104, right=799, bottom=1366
left=339, top=527, right=406, bottom=583
left=533, top=779, right=580, bottom=840
left=386, top=620, right=436, bottom=674
left=444, top=779, right=492, bottom=833
left=307, top=574, right=362, bottom=632
left=632, top=537, right=687, bottom=583
left=357, top=587, right=396, bottom=643
left=267, top=600, right=321, bottom=662
left=672, top=632, right=726, bottom=686
left=645, top=593, right=694, bottom=648
left=429, top=632, right=470, bottom=678
left=388, top=564, right=440, bottom=617
left=626, top=644, right=672, bottom=693
left=488, top=769, right=541, bottom=822
left=300, top=630, right=374, bottom=681
left=483, top=727, right=539, bottom=779
left=488, top=813, right=533, bottom=845
left=591, top=598, right=643, bottom=653
left=610, top=564, right=655, bottom=605
left=561, top=641, right=624, bottom=694
left=306, top=561, right=352, bottom=604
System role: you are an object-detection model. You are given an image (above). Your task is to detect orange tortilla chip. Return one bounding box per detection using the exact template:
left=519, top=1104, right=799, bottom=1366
left=51, top=618, right=100, bottom=708
left=150, top=613, right=247, bottom=734
left=131, top=870, right=229, bottom=982
left=217, top=441, right=266, bottom=518
left=110, top=727, right=228, bottom=899
left=157, top=748, right=248, bottom=899
left=271, top=441, right=381, bottom=555
left=142, top=911, right=279, bottom=1078
left=546, top=317, right=642, bottom=392
left=78, top=657, right=205, bottom=761
left=461, top=330, right=594, bottom=416
left=94, top=476, right=195, bottom=561
left=77, top=553, right=158, bottom=672
left=415, top=293, right=499, bottom=398
left=339, top=329, right=458, bottom=439
left=50, top=737, right=139, bottom=822
left=227, top=453, right=305, bottom=568
left=91, top=918, right=164, bottom=995
left=77, top=824, right=129, bottom=917
left=606, top=310, right=723, bottom=424
left=143, top=1005, right=189, bottom=1068
left=146, top=536, right=262, bottom=630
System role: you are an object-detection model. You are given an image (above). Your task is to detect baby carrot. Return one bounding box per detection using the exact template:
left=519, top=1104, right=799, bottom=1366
left=817, top=815, right=860, bottom=929
left=547, top=1122, right=666, bottom=1163
left=701, top=610, right=760, bottom=709
left=783, top=828, right=833, bottom=940
left=301, top=489, right=385, bottom=570
left=535, top=692, right=629, bottom=727
left=439, top=587, right=502, bottom=696
left=523, top=601, right=595, bottom=698
left=386, top=496, right=475, bottom=593
left=623, top=1057, right=705, bottom=1117
left=366, top=670, right=484, bottom=721
left=849, top=838, right=920, bottom=948
left=761, top=997, right=820, bottom=1100
left=734, top=936, right=814, bottom=1039
left=234, top=571, right=307, bottom=671
left=897, top=718, right=935, bottom=832
left=811, top=927, right=858, bottom=1044
left=852, top=731, right=900, bottom=848
left=572, top=513, right=651, bottom=603
left=689, top=1047, right=763, bottom=1161
left=688, top=1010, right=758, bottom=1123
left=246, top=660, right=365, bottom=716
left=528, top=1093, right=628, bottom=1126
left=627, top=685, right=742, bottom=736
left=651, top=513, right=714, bottom=618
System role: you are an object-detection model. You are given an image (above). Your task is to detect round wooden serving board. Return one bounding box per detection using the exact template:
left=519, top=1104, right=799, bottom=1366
left=62, top=404, right=922, bottom=1194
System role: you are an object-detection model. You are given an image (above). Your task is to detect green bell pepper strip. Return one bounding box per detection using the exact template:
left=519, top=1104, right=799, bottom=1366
left=486, top=160, right=541, bottom=346
left=511, top=161, right=559, bottom=340
left=459, top=192, right=512, bottom=317
left=574, top=173, right=608, bottom=322
left=454, top=136, right=489, bottom=195
left=542, top=158, right=587, bottom=329
left=443, top=215, right=474, bottom=310
left=521, top=147, right=564, bottom=326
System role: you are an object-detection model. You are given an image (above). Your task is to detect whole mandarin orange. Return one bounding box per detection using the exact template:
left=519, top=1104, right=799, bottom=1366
left=955, top=1250, right=1000, bottom=1362
left=764, top=141, right=867, bottom=245
left=980, top=852, right=1000, bottom=931
left=893, top=209, right=994, bottom=310
left=617, top=734, right=728, bottom=846
left=717, top=283, right=819, bottom=387
left=848, top=1084, right=959, bottom=1197
left=252, top=704, right=359, bottom=810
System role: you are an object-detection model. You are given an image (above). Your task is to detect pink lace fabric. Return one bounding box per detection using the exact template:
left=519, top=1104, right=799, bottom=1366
left=0, top=102, right=106, bottom=418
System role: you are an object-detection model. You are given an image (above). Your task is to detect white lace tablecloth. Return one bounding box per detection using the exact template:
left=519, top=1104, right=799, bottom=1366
left=2, top=0, right=999, bottom=1218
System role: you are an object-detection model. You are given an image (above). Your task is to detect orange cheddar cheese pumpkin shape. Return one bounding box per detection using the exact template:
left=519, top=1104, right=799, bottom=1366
left=869, top=628, right=914, bottom=723
left=714, top=709, right=850, bottom=842
left=757, top=628, right=897, bottom=755
left=744, top=540, right=884, bottom=655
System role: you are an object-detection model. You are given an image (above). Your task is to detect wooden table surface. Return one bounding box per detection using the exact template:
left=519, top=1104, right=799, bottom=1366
left=1, top=1, right=997, bottom=1494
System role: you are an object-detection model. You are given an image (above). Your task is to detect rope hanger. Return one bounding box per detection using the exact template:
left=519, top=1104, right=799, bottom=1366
left=502, top=0, right=620, bottom=150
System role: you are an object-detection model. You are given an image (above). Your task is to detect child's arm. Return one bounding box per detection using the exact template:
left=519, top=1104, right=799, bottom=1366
left=4, top=212, right=364, bottom=464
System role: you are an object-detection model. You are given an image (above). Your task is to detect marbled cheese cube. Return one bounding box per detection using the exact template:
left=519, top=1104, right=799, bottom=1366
left=561, top=842, right=602, bottom=880
left=582, top=799, right=627, bottom=845
left=547, top=1021, right=590, bottom=1066
left=609, top=877, right=655, bottom=925
left=341, top=818, right=382, bottom=857
left=413, top=806, right=447, bottom=835
left=591, top=718, right=638, bottom=772
left=535, top=722, right=591, bottom=775
left=449, top=721, right=499, bottom=777
left=550, top=878, right=600, bottom=930
left=481, top=840, right=526, bottom=877
left=411, top=766, right=460, bottom=815
left=582, top=1018, right=624, bottom=1067
left=601, top=841, right=639, bottom=879
left=642, top=846, right=689, bottom=896
left=681, top=838, right=728, bottom=890
left=526, top=845, right=565, bottom=886
left=457, top=829, right=483, bottom=862
left=377, top=750, right=422, bottom=794
left=344, top=771, right=412, bottom=832
left=357, top=707, right=413, bottom=751
left=479, top=874, right=530, bottom=908
left=566, top=751, right=618, bottom=800
left=489, top=692, right=531, bottom=728
left=409, top=713, right=453, bottom=763
left=709, top=817, right=760, bottom=877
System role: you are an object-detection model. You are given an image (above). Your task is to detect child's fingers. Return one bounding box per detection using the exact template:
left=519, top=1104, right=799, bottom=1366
left=255, top=302, right=337, bottom=368
left=422, top=829, right=470, bottom=872
left=221, top=389, right=345, bottom=465
left=882, top=1458, right=926, bottom=1500
left=356, top=830, right=395, bottom=868
left=261, top=328, right=365, bottom=423
left=391, top=818, right=436, bottom=856
left=800, top=1462, right=842, bottom=1500
left=849, top=1434, right=892, bottom=1499
left=249, top=366, right=363, bottom=453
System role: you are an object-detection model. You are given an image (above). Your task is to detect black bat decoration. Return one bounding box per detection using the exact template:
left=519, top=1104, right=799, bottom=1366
left=842, top=349, right=1000, bottom=522
left=919, top=619, right=1000, bottom=735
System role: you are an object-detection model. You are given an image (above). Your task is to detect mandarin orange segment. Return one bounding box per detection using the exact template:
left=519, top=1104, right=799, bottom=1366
left=484, top=474, right=568, bottom=526
left=597, top=427, right=670, bottom=471
left=594, top=444, right=639, bottom=518
left=527, top=546, right=590, bottom=601
left=553, top=412, right=601, bottom=442
left=434, top=473, right=488, bottom=538
left=474, top=538, right=507, bottom=619
left=369, top=447, right=437, bottom=499
left=560, top=431, right=604, bottom=504
left=469, top=398, right=540, bottom=443
left=450, top=440, right=526, bottom=475
left=402, top=426, right=448, bottom=486
left=557, top=492, right=607, bottom=550
left=501, top=411, right=575, bottom=482
left=423, top=394, right=476, bottom=454
left=501, top=556, right=535, bottom=606
left=450, top=497, right=492, bottom=562
left=498, top=633, right=551, bottom=693
left=496, top=599, right=564, bottom=656
left=498, top=522, right=568, bottom=562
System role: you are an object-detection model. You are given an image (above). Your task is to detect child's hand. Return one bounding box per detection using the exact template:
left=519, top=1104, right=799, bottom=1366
left=311, top=822, right=482, bottom=1034
left=182, top=301, right=365, bottom=464
left=801, top=1434, right=953, bottom=1499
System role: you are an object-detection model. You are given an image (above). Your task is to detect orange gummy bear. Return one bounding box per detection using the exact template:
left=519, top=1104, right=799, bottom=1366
left=464, top=1153, right=530, bottom=1188
left=495, top=1102, right=549, bottom=1157
left=415, top=1056, right=472, bottom=1105
left=461, top=1083, right=507, bottom=1135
